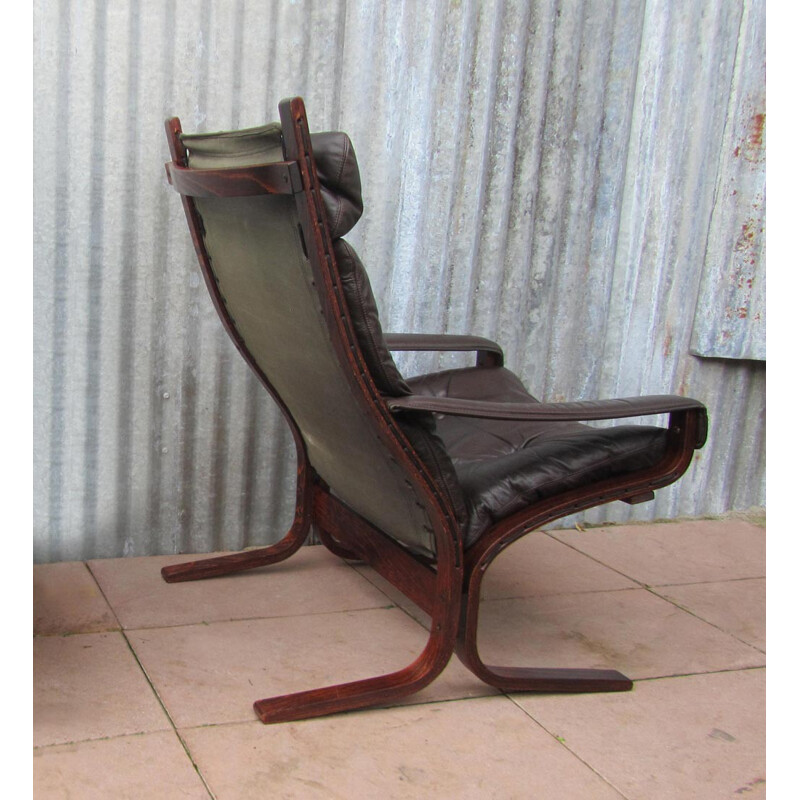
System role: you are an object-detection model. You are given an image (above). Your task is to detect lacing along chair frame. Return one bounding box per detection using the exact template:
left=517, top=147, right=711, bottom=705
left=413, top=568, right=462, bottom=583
left=163, top=97, right=707, bottom=724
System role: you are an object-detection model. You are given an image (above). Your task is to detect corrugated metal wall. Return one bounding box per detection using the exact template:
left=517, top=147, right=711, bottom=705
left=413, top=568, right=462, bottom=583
left=33, top=0, right=766, bottom=563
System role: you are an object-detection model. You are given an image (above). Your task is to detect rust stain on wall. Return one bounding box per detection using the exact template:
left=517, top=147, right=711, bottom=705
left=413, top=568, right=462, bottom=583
left=733, top=109, right=766, bottom=164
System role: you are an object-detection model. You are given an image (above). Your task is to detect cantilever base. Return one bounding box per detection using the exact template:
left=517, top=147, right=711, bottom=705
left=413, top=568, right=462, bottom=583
left=468, top=663, right=632, bottom=693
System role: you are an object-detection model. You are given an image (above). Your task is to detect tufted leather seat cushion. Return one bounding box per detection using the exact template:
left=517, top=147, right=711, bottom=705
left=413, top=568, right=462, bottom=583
left=406, top=367, right=669, bottom=546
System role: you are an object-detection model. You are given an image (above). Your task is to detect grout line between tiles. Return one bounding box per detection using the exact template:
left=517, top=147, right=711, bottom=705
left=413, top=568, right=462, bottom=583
left=83, top=561, right=218, bottom=799
left=541, top=530, right=667, bottom=588
left=33, top=625, right=122, bottom=639
left=116, top=629, right=217, bottom=799
left=172, top=692, right=513, bottom=736
left=74, top=560, right=125, bottom=633
left=525, top=536, right=766, bottom=654
left=631, top=664, right=766, bottom=683
left=542, top=530, right=765, bottom=589
left=114, top=601, right=402, bottom=633
left=505, top=694, right=632, bottom=800
left=646, top=575, right=766, bottom=589
left=644, top=585, right=766, bottom=654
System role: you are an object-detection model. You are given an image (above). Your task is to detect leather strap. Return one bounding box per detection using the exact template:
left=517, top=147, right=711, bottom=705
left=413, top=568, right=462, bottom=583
left=165, top=160, right=302, bottom=197
left=386, top=393, right=705, bottom=422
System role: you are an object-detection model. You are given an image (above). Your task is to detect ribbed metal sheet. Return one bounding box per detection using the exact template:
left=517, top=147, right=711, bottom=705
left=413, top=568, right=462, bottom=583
left=33, top=0, right=766, bottom=562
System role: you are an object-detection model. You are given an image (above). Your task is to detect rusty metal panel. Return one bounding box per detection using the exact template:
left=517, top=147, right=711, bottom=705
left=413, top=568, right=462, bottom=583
left=33, top=0, right=766, bottom=562
left=690, top=0, right=766, bottom=360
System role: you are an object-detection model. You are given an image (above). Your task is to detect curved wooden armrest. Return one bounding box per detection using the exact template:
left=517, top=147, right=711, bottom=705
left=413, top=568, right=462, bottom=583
left=387, top=394, right=708, bottom=446
left=384, top=333, right=504, bottom=367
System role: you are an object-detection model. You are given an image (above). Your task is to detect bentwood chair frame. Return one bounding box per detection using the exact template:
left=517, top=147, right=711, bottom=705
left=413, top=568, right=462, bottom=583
left=162, top=97, right=707, bottom=724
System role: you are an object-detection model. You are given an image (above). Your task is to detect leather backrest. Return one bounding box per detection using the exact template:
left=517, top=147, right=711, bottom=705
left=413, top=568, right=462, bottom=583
left=180, top=124, right=465, bottom=556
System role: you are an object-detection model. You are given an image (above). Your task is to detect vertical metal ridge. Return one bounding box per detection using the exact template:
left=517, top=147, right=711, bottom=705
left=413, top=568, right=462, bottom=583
left=536, top=0, right=590, bottom=399
left=438, top=0, right=481, bottom=339
left=329, top=0, right=349, bottom=130
left=115, top=0, right=142, bottom=558
left=82, top=0, right=109, bottom=559
left=229, top=0, right=246, bottom=129
left=144, top=0, right=178, bottom=555
left=177, top=0, right=213, bottom=554
left=209, top=342, right=231, bottom=551
left=461, top=0, right=507, bottom=330
left=474, top=0, right=535, bottom=345
left=44, top=0, right=74, bottom=562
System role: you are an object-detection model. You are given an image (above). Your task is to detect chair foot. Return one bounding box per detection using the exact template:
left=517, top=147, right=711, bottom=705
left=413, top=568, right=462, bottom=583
left=465, top=662, right=632, bottom=693
left=254, top=608, right=459, bottom=723
left=454, top=609, right=633, bottom=694
left=456, top=556, right=632, bottom=695
left=455, top=633, right=632, bottom=693
left=253, top=668, right=427, bottom=724
left=161, top=522, right=309, bottom=583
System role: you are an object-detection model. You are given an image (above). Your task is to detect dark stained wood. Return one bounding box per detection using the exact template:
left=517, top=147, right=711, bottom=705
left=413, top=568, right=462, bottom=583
left=313, top=489, right=438, bottom=616
left=160, top=458, right=313, bottom=583
left=162, top=99, right=708, bottom=724
left=461, top=663, right=633, bottom=693
left=454, top=408, right=703, bottom=692
left=621, top=490, right=656, bottom=505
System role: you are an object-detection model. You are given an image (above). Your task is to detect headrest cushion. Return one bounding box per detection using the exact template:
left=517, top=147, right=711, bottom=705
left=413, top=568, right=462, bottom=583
left=310, top=131, right=363, bottom=239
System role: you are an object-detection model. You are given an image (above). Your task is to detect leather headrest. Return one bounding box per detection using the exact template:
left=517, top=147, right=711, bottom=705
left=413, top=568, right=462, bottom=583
left=310, top=131, right=363, bottom=239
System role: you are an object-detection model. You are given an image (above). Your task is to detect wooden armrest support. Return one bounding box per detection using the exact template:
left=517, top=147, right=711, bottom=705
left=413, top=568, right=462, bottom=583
left=384, top=333, right=504, bottom=367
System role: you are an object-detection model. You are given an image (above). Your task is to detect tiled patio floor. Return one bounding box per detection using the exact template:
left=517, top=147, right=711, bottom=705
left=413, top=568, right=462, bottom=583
left=33, top=518, right=766, bottom=798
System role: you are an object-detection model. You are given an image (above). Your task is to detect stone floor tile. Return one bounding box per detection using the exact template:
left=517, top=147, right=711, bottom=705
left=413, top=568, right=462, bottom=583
left=513, top=669, right=766, bottom=799
left=476, top=588, right=764, bottom=680
left=550, top=519, right=765, bottom=585
left=33, top=731, right=211, bottom=799
left=89, top=545, right=392, bottom=629
left=34, top=562, right=118, bottom=636
left=129, top=607, right=494, bottom=729
left=181, top=697, right=626, bottom=799
left=654, top=577, right=765, bottom=651
left=33, top=632, right=170, bottom=747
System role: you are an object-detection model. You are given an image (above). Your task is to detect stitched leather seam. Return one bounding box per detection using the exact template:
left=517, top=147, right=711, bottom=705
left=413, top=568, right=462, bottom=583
left=331, top=136, right=349, bottom=236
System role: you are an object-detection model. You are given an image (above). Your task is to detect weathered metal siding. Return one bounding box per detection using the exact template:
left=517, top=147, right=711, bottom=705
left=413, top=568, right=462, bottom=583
left=690, top=0, right=766, bottom=360
left=33, top=0, right=766, bottom=562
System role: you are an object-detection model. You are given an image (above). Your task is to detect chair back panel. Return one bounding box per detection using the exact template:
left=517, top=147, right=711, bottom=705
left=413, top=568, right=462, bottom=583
left=182, top=126, right=438, bottom=557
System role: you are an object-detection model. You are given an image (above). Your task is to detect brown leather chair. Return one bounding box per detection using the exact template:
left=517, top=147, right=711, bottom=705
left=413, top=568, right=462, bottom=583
left=163, top=97, right=707, bottom=724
